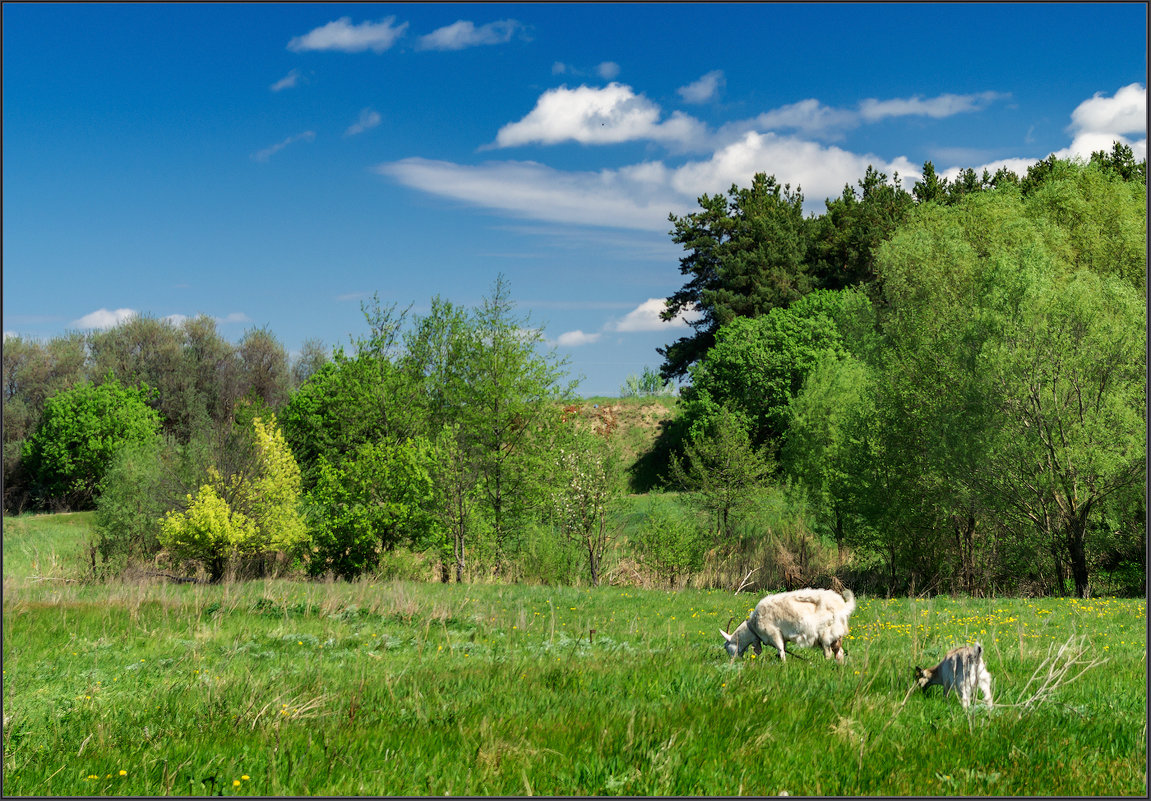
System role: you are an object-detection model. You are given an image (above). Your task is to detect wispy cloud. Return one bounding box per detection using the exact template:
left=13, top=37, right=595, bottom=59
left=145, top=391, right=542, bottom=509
left=73, top=308, right=137, bottom=330
left=740, top=98, right=859, bottom=140
left=416, top=19, right=523, bottom=51
left=288, top=16, right=408, bottom=53
left=345, top=108, right=382, bottom=137
left=251, top=130, right=316, bottom=162
left=217, top=312, right=250, bottom=325
left=377, top=157, right=695, bottom=231
left=597, top=61, right=620, bottom=80
left=380, top=130, right=917, bottom=229
left=678, top=70, right=724, bottom=104
left=270, top=68, right=302, bottom=92
left=858, top=91, right=1010, bottom=122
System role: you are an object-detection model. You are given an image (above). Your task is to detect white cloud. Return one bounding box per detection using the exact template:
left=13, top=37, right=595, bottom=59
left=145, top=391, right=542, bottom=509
left=379, top=127, right=923, bottom=230
left=270, top=69, right=301, bottom=92
left=73, top=308, right=137, bottom=330
left=552, top=61, right=568, bottom=75
left=288, top=16, right=408, bottom=53
left=1060, top=82, right=1147, bottom=161
left=1068, top=82, right=1146, bottom=136
left=382, top=85, right=1139, bottom=234
left=938, top=83, right=1148, bottom=181
left=417, top=19, right=522, bottom=51
left=555, top=329, right=602, bottom=346
left=251, top=130, right=316, bottom=162
left=744, top=98, right=859, bottom=139
left=217, top=312, right=250, bottom=325
left=859, top=91, right=1009, bottom=122
left=551, top=298, right=701, bottom=348
left=669, top=131, right=919, bottom=211
left=610, top=298, right=699, bottom=332
left=597, top=61, right=620, bottom=80
left=345, top=108, right=382, bottom=136
left=377, top=157, right=695, bottom=231
left=492, top=83, right=708, bottom=149
left=163, top=313, right=189, bottom=327
left=678, top=70, right=724, bottom=104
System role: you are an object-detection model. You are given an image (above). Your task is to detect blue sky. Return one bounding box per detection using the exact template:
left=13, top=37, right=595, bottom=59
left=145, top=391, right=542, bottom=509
left=4, top=3, right=1146, bottom=396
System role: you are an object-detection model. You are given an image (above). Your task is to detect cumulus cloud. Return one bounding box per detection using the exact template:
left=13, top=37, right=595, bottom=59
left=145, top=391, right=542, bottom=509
left=73, top=308, right=137, bottom=330
left=416, top=19, right=522, bottom=51
left=1062, top=82, right=1147, bottom=160
left=288, top=16, right=408, bottom=53
left=938, top=83, right=1148, bottom=182
left=270, top=69, right=302, bottom=92
left=669, top=131, right=919, bottom=211
left=345, top=108, right=382, bottom=136
left=555, top=329, right=602, bottom=346
left=1068, top=82, right=1146, bottom=136
left=678, top=70, right=724, bottom=104
left=492, top=83, right=708, bottom=149
left=251, top=130, right=316, bottom=162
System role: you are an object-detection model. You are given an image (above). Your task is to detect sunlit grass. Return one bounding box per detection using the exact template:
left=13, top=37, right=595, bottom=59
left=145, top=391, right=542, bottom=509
left=3, top=574, right=1145, bottom=796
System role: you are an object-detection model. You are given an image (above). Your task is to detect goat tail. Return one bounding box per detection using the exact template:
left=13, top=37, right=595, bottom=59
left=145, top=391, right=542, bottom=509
left=841, top=588, right=856, bottom=614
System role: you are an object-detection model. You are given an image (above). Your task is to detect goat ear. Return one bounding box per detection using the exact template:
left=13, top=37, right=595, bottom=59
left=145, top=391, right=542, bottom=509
left=720, top=629, right=733, bottom=643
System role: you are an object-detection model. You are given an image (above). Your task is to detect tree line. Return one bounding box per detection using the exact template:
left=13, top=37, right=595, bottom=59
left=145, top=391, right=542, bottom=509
left=656, top=143, right=1145, bottom=598
left=3, top=143, right=1144, bottom=597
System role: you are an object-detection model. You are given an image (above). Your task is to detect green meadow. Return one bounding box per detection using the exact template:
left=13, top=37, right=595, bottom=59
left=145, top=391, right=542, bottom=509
left=2, top=513, right=1146, bottom=796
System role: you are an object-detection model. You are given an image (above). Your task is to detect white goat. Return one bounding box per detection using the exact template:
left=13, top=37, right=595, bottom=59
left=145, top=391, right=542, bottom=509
left=720, top=588, right=856, bottom=662
left=915, top=643, right=993, bottom=708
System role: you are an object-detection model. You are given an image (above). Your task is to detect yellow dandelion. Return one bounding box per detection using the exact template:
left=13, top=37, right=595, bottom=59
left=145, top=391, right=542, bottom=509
left=119, top=770, right=127, bottom=777
left=233, top=780, right=241, bottom=787
left=242, top=775, right=250, bottom=781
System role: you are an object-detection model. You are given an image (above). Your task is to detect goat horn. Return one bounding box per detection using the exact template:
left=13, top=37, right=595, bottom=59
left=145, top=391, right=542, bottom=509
left=726, top=616, right=736, bottom=635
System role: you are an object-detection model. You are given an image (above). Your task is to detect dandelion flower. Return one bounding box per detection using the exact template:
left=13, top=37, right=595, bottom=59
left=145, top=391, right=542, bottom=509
left=119, top=770, right=127, bottom=776
left=242, top=775, right=250, bottom=781
left=233, top=780, right=241, bottom=787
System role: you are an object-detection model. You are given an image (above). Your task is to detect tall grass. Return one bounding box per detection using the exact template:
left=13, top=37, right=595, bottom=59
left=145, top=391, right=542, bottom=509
left=3, top=565, right=1145, bottom=795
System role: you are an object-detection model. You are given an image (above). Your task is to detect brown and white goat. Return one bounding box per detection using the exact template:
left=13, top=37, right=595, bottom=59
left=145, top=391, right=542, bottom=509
left=915, top=643, right=994, bottom=708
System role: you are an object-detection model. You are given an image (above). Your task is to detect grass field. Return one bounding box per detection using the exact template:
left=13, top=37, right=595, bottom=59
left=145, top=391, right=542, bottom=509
left=2, top=513, right=1146, bottom=796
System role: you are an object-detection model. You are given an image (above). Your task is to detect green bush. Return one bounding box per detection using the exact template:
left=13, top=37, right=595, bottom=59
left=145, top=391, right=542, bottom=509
left=633, top=496, right=706, bottom=585
left=21, top=378, right=162, bottom=510
left=93, top=438, right=168, bottom=570
left=306, top=438, right=439, bottom=580
left=158, top=414, right=308, bottom=581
